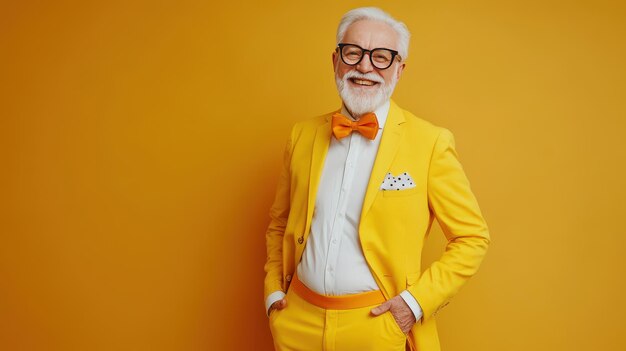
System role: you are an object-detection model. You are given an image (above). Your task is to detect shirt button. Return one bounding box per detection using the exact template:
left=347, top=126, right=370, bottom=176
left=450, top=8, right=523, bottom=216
left=285, top=274, right=292, bottom=282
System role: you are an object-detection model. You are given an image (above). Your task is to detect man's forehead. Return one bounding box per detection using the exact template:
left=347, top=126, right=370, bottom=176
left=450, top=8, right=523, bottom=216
left=341, top=19, right=398, bottom=49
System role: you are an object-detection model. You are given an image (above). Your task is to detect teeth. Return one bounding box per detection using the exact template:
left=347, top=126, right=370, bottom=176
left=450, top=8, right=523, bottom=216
left=352, top=79, right=376, bottom=86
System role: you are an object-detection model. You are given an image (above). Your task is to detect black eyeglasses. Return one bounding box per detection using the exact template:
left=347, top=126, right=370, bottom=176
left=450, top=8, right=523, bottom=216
left=336, top=43, right=401, bottom=70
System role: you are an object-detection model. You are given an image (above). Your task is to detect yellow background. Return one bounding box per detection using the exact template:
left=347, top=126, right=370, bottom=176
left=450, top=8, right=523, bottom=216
left=1, top=0, right=625, bottom=350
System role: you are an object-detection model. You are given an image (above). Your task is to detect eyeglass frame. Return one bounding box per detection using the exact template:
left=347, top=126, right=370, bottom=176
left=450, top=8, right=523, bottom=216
left=336, top=43, right=402, bottom=70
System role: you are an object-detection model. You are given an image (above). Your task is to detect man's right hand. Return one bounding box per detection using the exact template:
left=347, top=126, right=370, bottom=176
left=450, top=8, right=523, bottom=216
left=269, top=297, right=288, bottom=315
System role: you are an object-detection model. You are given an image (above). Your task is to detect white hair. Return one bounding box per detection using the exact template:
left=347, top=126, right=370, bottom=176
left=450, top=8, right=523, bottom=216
left=336, top=7, right=410, bottom=60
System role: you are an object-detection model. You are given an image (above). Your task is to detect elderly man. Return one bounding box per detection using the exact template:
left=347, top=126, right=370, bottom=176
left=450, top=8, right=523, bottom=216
left=264, top=7, right=489, bottom=351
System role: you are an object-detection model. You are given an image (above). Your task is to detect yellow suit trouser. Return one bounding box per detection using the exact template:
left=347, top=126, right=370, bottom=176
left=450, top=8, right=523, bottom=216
left=269, top=286, right=408, bottom=351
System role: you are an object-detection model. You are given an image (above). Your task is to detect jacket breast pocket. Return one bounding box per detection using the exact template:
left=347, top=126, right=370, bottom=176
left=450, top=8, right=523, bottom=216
left=382, top=187, right=419, bottom=198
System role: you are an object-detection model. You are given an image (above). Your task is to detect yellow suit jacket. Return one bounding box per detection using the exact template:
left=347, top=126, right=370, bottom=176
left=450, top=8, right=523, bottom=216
left=264, top=100, right=490, bottom=351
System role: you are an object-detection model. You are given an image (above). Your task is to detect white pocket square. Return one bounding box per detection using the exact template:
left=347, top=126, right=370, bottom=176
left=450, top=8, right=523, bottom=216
left=380, top=172, right=416, bottom=191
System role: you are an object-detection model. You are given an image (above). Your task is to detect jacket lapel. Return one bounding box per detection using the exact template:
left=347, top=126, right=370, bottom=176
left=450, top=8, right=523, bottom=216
left=303, top=114, right=332, bottom=243
left=359, top=100, right=406, bottom=222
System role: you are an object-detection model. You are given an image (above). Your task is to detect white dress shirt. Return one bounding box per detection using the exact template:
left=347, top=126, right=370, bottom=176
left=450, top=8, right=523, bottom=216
left=266, top=101, right=423, bottom=321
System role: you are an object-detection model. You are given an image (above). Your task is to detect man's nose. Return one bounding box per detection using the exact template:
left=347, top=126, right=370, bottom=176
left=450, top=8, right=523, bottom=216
left=356, top=52, right=374, bottom=73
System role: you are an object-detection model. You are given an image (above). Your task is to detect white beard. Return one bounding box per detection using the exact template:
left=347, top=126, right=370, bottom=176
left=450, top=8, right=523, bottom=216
left=335, top=70, right=398, bottom=117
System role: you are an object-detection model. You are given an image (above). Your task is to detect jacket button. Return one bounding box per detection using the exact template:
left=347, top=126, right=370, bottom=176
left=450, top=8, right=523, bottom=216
left=298, top=237, right=304, bottom=244
left=285, top=274, right=292, bottom=282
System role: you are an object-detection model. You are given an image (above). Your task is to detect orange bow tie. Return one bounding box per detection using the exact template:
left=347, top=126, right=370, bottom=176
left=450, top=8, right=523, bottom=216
left=331, top=112, right=379, bottom=140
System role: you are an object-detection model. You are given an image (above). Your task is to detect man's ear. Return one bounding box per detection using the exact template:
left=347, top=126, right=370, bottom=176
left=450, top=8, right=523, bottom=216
left=396, top=63, right=406, bottom=80
left=332, top=51, right=338, bottom=70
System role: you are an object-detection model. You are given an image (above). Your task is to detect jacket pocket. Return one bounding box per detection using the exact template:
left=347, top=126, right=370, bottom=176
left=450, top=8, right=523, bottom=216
left=382, top=187, right=419, bottom=198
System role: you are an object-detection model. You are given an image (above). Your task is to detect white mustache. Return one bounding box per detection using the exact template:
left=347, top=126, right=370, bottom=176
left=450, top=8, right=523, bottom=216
left=342, top=71, right=385, bottom=85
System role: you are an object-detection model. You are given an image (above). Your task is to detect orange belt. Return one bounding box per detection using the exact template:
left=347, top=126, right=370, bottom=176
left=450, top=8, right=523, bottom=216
left=291, top=274, right=386, bottom=310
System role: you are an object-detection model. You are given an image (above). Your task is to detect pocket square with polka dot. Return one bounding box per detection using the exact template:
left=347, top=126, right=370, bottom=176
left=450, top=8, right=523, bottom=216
left=380, top=172, right=416, bottom=191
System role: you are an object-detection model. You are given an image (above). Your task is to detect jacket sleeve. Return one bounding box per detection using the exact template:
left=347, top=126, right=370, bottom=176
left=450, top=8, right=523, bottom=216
left=407, top=128, right=490, bottom=321
left=263, top=126, right=295, bottom=302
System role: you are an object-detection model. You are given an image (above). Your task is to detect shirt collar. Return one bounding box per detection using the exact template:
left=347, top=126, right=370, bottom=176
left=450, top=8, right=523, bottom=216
left=340, top=100, right=390, bottom=130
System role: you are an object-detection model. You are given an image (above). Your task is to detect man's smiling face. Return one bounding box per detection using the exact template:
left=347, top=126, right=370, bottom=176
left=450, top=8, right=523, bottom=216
left=333, top=19, right=405, bottom=117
